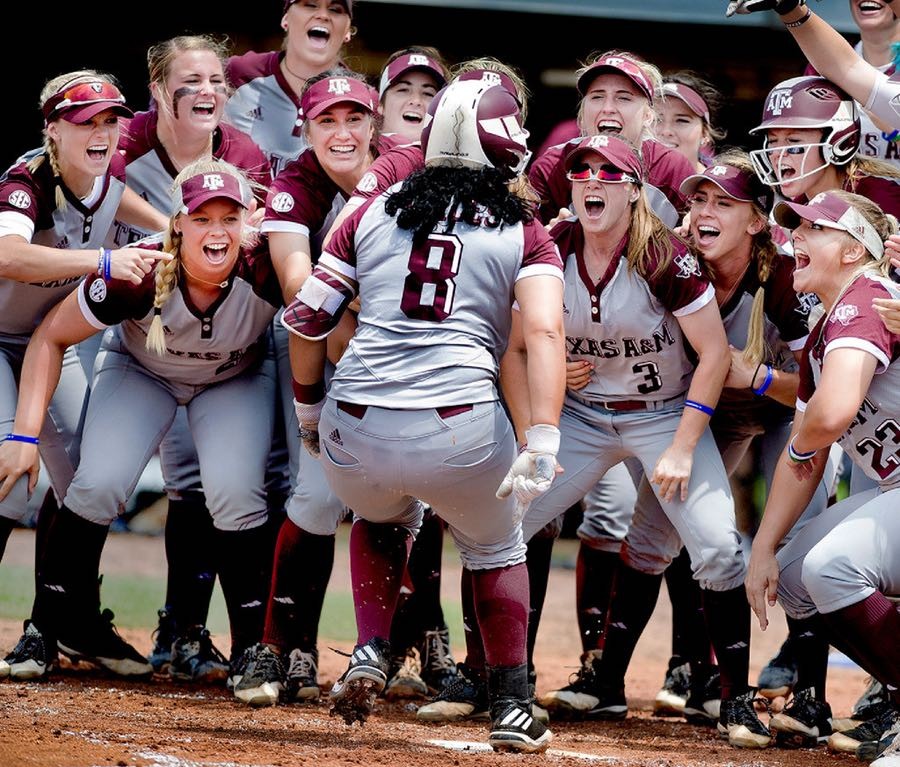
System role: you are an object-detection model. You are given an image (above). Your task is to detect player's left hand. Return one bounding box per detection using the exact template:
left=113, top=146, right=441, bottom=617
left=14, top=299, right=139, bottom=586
left=723, top=346, right=756, bottom=390
left=294, top=398, right=324, bottom=458
left=651, top=445, right=693, bottom=503
left=745, top=545, right=780, bottom=630
left=496, top=424, right=562, bottom=522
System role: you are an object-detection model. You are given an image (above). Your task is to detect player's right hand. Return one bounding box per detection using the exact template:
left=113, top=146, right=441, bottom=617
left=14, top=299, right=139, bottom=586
left=294, top=398, right=324, bottom=458
left=745, top=545, right=780, bottom=630
left=0, top=440, right=40, bottom=502
left=565, top=360, right=593, bottom=391
left=496, top=424, right=562, bottom=522
left=725, top=0, right=804, bottom=16
left=110, top=248, right=174, bottom=285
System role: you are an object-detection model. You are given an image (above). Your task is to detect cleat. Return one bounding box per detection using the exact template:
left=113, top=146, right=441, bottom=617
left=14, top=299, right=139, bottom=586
left=654, top=660, right=691, bottom=717
left=147, top=608, right=178, bottom=674
left=770, top=687, right=833, bottom=748
left=418, top=628, right=458, bottom=695
left=718, top=689, right=773, bottom=748
left=757, top=638, right=798, bottom=700
left=227, top=645, right=255, bottom=690
left=2, top=621, right=57, bottom=681
left=285, top=647, right=319, bottom=702
left=860, top=720, right=900, bottom=765
left=169, top=626, right=228, bottom=684
left=58, top=609, right=152, bottom=677
left=330, top=637, right=392, bottom=725
left=417, top=662, right=489, bottom=722
left=489, top=699, right=552, bottom=753
left=834, top=678, right=888, bottom=733
left=829, top=704, right=899, bottom=754
left=234, top=644, right=284, bottom=706
left=537, top=651, right=626, bottom=720
left=384, top=650, right=428, bottom=699
left=683, top=666, right=721, bottom=726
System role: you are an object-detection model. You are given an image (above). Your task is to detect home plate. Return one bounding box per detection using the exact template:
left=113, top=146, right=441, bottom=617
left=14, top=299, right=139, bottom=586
left=427, top=740, right=616, bottom=761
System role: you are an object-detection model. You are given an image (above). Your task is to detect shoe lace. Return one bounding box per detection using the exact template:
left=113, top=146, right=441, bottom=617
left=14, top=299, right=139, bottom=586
left=434, top=667, right=481, bottom=703
left=288, top=649, right=316, bottom=679
left=564, top=657, right=598, bottom=690
left=254, top=647, right=285, bottom=678
left=422, top=630, right=455, bottom=674
left=197, top=629, right=228, bottom=664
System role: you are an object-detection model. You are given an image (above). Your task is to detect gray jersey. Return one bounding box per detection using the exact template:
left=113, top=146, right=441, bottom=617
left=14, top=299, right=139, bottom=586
left=306, top=191, right=564, bottom=408
left=78, top=240, right=281, bottom=386
left=552, top=220, right=712, bottom=402
left=798, top=270, right=900, bottom=489
left=0, top=150, right=126, bottom=340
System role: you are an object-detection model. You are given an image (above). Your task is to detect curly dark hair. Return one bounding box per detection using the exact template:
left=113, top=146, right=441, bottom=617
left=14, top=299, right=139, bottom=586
left=384, top=165, right=534, bottom=246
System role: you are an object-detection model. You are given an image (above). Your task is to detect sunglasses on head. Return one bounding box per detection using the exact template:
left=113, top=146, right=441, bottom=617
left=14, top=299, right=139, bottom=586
left=566, top=163, right=637, bottom=183
left=42, top=80, right=125, bottom=119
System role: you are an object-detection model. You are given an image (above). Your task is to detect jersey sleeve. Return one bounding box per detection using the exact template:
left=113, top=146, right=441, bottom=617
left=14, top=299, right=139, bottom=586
left=864, top=71, right=900, bottom=131
left=519, top=219, right=564, bottom=283
left=645, top=241, right=713, bottom=315
left=642, top=141, right=693, bottom=213
left=261, top=152, right=339, bottom=237
left=0, top=163, right=45, bottom=240
left=795, top=332, right=817, bottom=412
left=351, top=144, right=424, bottom=202
left=78, top=264, right=155, bottom=328
left=763, top=254, right=812, bottom=351
left=527, top=144, right=568, bottom=224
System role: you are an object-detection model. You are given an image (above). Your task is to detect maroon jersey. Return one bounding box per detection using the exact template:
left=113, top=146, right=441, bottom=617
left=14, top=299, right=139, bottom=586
left=529, top=137, right=694, bottom=226
left=351, top=142, right=424, bottom=202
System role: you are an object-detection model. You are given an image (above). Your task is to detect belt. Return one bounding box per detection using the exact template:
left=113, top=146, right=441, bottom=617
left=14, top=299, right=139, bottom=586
left=597, top=399, right=653, bottom=412
left=336, top=401, right=473, bottom=419
left=569, top=391, right=686, bottom=412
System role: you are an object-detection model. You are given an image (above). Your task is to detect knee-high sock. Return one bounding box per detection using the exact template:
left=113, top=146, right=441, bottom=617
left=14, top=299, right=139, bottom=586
left=701, top=585, right=751, bottom=699
left=461, top=567, right=486, bottom=672
left=576, top=545, right=620, bottom=654
left=819, top=592, right=900, bottom=693
left=33, top=488, right=60, bottom=589
left=164, top=492, right=217, bottom=630
left=665, top=547, right=713, bottom=667
left=788, top=614, right=830, bottom=700
left=0, top=516, right=14, bottom=561
left=32, top=505, right=109, bottom=641
left=262, top=518, right=335, bottom=652
left=391, top=508, right=446, bottom=651
left=525, top=533, right=554, bottom=673
left=596, top=564, right=663, bottom=688
left=349, top=519, right=412, bottom=645
left=214, top=524, right=272, bottom=657
left=472, top=563, right=529, bottom=668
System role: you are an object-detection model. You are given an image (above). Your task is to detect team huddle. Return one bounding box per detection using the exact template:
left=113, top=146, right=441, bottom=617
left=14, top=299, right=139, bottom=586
left=0, top=0, right=898, bottom=761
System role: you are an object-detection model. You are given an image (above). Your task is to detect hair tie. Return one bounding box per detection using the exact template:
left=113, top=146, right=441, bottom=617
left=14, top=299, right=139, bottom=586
left=154, top=307, right=162, bottom=316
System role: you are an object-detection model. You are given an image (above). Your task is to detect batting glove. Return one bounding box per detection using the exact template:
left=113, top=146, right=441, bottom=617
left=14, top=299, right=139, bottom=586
left=294, top=398, right=324, bottom=458
left=496, top=424, right=561, bottom=523
left=726, top=0, right=805, bottom=16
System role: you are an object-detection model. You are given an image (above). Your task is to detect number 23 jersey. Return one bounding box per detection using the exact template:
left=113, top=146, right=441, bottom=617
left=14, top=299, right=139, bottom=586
left=552, top=218, right=713, bottom=403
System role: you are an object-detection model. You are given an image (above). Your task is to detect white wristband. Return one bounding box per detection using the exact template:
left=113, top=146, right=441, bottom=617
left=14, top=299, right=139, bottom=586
left=294, top=397, right=325, bottom=423
left=524, top=424, right=560, bottom=456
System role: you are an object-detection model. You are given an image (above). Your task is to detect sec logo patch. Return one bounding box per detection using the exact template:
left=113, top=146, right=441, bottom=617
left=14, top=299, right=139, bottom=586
left=89, top=278, right=107, bottom=302
left=271, top=192, right=295, bottom=213
left=356, top=172, right=378, bottom=194
left=8, top=190, right=30, bottom=209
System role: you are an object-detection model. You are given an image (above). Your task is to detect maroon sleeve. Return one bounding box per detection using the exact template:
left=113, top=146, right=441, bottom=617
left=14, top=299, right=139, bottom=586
left=533, top=119, right=580, bottom=163
left=644, top=239, right=711, bottom=313
left=80, top=245, right=157, bottom=324
left=265, top=152, right=340, bottom=231
left=216, top=124, right=273, bottom=203
left=796, top=332, right=818, bottom=405
left=527, top=143, right=571, bottom=224
left=549, top=218, right=582, bottom=270
left=225, top=51, right=278, bottom=89
left=822, top=277, right=900, bottom=362
left=353, top=144, right=424, bottom=200
left=851, top=175, right=900, bottom=220
left=762, top=253, right=813, bottom=344
left=641, top=140, right=693, bottom=213
left=0, top=160, right=47, bottom=227
left=521, top=219, right=564, bottom=272
left=107, top=151, right=127, bottom=184
left=117, top=110, right=156, bottom=162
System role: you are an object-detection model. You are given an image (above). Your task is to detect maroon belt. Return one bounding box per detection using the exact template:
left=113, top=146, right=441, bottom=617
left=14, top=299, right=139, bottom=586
left=598, top=399, right=654, bottom=412
left=336, top=401, right=473, bottom=419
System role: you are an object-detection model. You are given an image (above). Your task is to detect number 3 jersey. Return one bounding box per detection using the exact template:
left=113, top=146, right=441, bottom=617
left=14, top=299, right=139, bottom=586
left=288, top=188, right=564, bottom=409
left=551, top=219, right=713, bottom=403
left=797, top=270, right=900, bottom=489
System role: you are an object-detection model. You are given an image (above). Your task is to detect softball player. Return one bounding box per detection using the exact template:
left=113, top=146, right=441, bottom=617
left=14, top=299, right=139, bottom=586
left=224, top=0, right=352, bottom=175
left=528, top=50, right=696, bottom=227
left=0, top=71, right=166, bottom=568
left=112, top=34, right=273, bottom=683
left=0, top=160, right=285, bottom=684
left=728, top=0, right=900, bottom=132
left=377, top=47, right=448, bottom=143
left=658, top=72, right=726, bottom=173
left=745, top=190, right=900, bottom=766
left=504, top=134, right=770, bottom=748
left=284, top=77, right=564, bottom=753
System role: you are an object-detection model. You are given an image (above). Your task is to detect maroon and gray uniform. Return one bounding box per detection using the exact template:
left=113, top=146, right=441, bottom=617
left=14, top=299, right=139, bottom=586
left=283, top=190, right=564, bottom=568
left=63, top=239, right=282, bottom=531
left=0, top=149, right=128, bottom=523
left=522, top=221, right=743, bottom=590
left=776, top=272, right=900, bottom=617
left=224, top=51, right=309, bottom=177
left=109, top=110, right=272, bottom=246
left=528, top=138, right=694, bottom=227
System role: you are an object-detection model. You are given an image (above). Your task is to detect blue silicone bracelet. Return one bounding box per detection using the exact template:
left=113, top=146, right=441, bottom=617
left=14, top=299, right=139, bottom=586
left=684, top=399, right=714, bottom=417
left=4, top=433, right=39, bottom=445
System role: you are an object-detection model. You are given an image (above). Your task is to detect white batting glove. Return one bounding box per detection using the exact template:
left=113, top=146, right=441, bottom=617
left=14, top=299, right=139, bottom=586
left=726, top=0, right=805, bottom=16
left=294, top=398, right=324, bottom=458
left=496, top=424, right=561, bottom=523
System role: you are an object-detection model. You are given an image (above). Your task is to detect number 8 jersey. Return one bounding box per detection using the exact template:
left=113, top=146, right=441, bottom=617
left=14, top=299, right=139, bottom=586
left=284, top=187, right=563, bottom=409
left=551, top=218, right=714, bottom=403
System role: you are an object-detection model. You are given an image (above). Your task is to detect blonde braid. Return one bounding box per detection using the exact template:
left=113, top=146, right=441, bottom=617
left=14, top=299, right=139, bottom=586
left=742, top=223, right=779, bottom=367
left=145, top=226, right=181, bottom=356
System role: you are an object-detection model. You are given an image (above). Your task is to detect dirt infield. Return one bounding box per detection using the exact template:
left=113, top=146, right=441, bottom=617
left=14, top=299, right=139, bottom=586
left=0, top=528, right=867, bottom=767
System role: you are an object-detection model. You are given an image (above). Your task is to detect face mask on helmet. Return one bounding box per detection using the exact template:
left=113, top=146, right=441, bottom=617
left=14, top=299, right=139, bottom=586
left=748, top=77, right=860, bottom=188
left=421, top=79, right=531, bottom=179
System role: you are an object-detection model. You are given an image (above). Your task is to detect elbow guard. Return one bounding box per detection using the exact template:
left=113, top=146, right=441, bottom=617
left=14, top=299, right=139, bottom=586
left=281, top=267, right=356, bottom=341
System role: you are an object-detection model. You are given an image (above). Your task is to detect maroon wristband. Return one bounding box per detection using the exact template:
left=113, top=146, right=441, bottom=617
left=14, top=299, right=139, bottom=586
left=292, top=379, right=325, bottom=404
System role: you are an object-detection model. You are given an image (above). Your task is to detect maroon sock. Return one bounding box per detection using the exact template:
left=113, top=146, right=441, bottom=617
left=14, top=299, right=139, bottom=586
left=576, top=545, right=620, bottom=654
left=525, top=533, right=554, bottom=670
left=460, top=567, right=486, bottom=671
left=665, top=548, right=714, bottom=667
left=701, top=585, right=750, bottom=699
left=262, top=518, right=335, bottom=651
left=820, top=592, right=900, bottom=690
left=350, top=519, right=411, bottom=645
left=472, top=563, right=529, bottom=668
